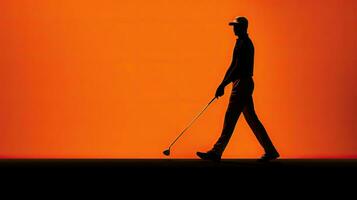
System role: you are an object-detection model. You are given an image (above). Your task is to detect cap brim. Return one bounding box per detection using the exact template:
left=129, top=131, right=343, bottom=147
left=229, top=22, right=239, bottom=26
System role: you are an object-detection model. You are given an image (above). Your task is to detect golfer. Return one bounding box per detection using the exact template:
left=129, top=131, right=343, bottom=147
left=197, top=17, right=279, bottom=162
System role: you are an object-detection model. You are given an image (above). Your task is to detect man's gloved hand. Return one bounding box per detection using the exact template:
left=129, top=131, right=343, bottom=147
left=215, top=84, right=225, bottom=98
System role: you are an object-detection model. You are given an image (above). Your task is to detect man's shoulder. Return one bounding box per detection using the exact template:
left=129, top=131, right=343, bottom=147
left=246, top=36, right=253, bottom=43
left=239, top=37, right=254, bottom=47
left=245, top=37, right=254, bottom=48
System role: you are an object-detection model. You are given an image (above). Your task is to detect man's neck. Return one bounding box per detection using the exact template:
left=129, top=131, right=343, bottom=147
left=238, top=33, right=248, bottom=39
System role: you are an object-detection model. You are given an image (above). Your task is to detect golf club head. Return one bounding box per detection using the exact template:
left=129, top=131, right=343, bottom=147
left=163, top=149, right=170, bottom=156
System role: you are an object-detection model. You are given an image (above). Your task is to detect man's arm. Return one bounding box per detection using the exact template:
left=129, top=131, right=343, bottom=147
left=215, top=45, right=238, bottom=98
left=220, top=63, right=235, bottom=87
left=220, top=43, right=238, bottom=87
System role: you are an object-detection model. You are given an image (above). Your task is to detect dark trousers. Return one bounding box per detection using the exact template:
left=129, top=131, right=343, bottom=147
left=212, top=77, right=278, bottom=155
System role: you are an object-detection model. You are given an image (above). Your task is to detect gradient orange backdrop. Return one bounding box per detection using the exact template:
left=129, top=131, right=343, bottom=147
left=0, top=0, right=356, bottom=158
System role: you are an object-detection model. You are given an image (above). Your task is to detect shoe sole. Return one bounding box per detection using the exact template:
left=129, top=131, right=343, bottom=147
left=196, top=153, right=221, bottom=162
left=257, top=156, right=280, bottom=162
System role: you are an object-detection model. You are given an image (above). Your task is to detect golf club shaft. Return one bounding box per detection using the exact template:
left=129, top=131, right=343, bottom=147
left=168, top=97, right=217, bottom=149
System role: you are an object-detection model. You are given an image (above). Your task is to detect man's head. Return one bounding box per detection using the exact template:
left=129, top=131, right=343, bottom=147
left=229, top=17, right=248, bottom=37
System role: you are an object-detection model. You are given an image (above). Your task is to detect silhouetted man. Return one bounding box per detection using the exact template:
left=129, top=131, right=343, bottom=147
left=197, top=17, right=279, bottom=162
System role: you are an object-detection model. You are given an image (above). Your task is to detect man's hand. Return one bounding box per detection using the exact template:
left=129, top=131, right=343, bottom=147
left=215, top=84, right=225, bottom=98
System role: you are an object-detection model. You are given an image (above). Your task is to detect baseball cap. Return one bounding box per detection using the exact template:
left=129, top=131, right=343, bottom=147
left=229, top=16, right=248, bottom=28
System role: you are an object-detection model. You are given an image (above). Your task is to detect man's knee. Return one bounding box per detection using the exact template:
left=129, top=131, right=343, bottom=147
left=243, top=108, right=258, bottom=123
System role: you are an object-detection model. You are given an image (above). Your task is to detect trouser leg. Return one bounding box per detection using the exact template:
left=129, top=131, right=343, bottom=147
left=243, top=96, right=278, bottom=154
left=212, top=81, right=251, bottom=155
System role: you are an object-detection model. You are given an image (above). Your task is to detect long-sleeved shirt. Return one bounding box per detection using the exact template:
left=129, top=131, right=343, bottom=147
left=221, top=34, right=254, bottom=86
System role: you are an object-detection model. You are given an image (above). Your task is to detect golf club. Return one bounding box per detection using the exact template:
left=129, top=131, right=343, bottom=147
left=163, top=97, right=217, bottom=156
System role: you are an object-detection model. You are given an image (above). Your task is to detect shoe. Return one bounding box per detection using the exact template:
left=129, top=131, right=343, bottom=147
left=258, top=152, right=280, bottom=162
left=196, top=151, right=221, bottom=162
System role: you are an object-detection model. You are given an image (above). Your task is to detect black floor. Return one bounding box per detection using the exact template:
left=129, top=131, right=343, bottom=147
left=2, top=159, right=357, bottom=176
left=1, top=159, right=356, bottom=192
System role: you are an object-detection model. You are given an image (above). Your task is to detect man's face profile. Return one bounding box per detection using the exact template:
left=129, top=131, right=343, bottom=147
left=233, top=24, right=240, bottom=36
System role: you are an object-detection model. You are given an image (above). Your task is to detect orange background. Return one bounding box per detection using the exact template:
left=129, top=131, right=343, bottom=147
left=0, top=0, right=356, bottom=158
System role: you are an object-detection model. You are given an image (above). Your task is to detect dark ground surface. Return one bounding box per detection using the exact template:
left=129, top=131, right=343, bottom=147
left=1, top=159, right=357, bottom=179
left=1, top=159, right=356, bottom=194
left=2, top=159, right=357, bottom=174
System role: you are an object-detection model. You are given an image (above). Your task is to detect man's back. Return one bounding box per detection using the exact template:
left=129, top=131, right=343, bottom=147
left=231, top=35, right=254, bottom=81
